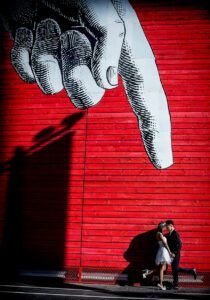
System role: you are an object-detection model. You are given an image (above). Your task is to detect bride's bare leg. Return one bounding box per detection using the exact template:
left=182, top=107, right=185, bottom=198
left=159, top=264, right=166, bottom=286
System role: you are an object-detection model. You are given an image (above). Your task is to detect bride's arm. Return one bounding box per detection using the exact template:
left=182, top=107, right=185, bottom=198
left=158, top=233, right=173, bottom=256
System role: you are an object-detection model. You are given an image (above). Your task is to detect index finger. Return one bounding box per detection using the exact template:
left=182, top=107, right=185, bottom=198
left=113, top=0, right=173, bottom=169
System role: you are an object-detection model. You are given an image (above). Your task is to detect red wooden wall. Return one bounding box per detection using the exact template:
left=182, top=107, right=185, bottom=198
left=0, top=0, right=210, bottom=285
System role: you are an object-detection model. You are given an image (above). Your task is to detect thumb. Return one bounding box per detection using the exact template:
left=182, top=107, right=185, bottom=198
left=79, top=0, right=125, bottom=89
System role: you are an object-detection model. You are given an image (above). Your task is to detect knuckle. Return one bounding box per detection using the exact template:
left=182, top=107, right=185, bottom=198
left=101, top=19, right=125, bottom=38
left=113, top=19, right=125, bottom=37
left=14, top=27, right=33, bottom=48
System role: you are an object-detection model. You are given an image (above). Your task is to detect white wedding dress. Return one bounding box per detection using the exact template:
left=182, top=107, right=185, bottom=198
left=155, top=236, right=172, bottom=266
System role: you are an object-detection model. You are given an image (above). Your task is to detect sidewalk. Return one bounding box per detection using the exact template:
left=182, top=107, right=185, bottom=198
left=0, top=282, right=210, bottom=299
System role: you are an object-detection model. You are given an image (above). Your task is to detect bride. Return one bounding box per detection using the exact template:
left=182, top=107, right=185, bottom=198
left=143, top=222, right=174, bottom=290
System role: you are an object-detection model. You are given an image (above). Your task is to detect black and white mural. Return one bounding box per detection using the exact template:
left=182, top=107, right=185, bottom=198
left=0, top=0, right=173, bottom=169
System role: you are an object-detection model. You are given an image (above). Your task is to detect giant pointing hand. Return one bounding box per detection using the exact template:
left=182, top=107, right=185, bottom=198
left=1, top=0, right=173, bottom=169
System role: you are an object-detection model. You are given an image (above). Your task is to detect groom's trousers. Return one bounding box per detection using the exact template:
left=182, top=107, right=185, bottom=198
left=172, top=252, right=194, bottom=286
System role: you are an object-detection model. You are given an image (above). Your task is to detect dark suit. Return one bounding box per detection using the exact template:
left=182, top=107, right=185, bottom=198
left=166, top=229, right=182, bottom=255
left=166, top=229, right=193, bottom=286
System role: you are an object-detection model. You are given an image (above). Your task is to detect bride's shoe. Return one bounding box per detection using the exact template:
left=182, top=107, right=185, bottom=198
left=157, top=283, right=166, bottom=290
left=142, top=269, right=149, bottom=278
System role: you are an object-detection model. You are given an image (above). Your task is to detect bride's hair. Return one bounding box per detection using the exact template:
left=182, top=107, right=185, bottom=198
left=157, top=222, right=166, bottom=233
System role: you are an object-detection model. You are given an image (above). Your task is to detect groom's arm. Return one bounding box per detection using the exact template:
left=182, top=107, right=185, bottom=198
left=173, top=231, right=182, bottom=254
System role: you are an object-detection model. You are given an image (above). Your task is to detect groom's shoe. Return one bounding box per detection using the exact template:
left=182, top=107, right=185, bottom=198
left=172, top=285, right=179, bottom=290
left=192, top=268, right=197, bottom=280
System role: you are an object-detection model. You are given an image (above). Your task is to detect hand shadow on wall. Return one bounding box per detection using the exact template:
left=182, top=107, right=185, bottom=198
left=0, top=112, right=84, bottom=282
left=116, top=229, right=158, bottom=286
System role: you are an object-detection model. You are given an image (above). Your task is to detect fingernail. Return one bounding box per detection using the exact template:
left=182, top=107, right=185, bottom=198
left=107, top=66, right=118, bottom=86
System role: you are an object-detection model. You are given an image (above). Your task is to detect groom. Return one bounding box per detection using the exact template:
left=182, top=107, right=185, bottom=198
left=165, top=220, right=197, bottom=289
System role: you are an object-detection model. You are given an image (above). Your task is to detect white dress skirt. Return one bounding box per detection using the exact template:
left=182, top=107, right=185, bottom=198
left=155, top=237, right=172, bottom=266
